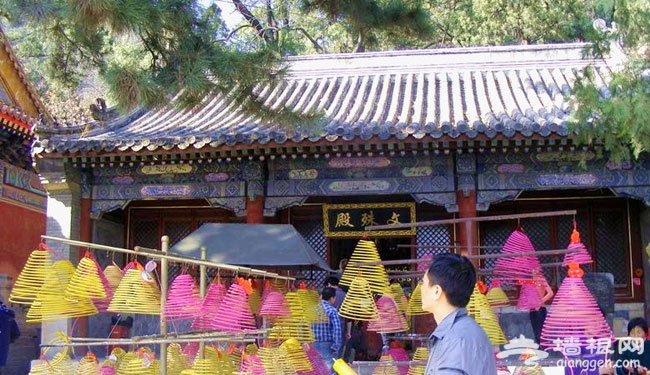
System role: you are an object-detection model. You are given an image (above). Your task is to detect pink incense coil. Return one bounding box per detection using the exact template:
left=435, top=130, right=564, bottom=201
left=164, top=274, right=202, bottom=322
left=94, top=260, right=114, bottom=312
left=121, top=260, right=141, bottom=275
left=387, top=348, right=410, bottom=375
left=516, top=283, right=543, bottom=311
left=562, top=242, right=594, bottom=266
left=211, top=283, right=257, bottom=332
left=191, top=283, right=227, bottom=330
left=368, top=296, right=408, bottom=334
left=301, top=347, right=331, bottom=375
left=493, top=230, right=541, bottom=282
left=416, top=254, right=433, bottom=273
left=260, top=283, right=275, bottom=306
left=259, top=291, right=290, bottom=317
left=540, top=276, right=612, bottom=349
left=182, top=342, right=199, bottom=363
left=100, top=366, right=116, bottom=375
left=241, top=354, right=266, bottom=375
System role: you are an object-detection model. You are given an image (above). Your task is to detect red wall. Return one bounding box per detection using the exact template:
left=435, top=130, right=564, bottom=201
left=0, top=201, right=46, bottom=278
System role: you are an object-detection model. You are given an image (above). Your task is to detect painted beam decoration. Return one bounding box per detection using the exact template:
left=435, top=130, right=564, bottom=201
left=323, top=202, right=416, bottom=237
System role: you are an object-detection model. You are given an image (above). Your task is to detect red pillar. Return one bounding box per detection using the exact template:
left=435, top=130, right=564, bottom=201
left=456, top=190, right=478, bottom=265
left=246, top=195, right=265, bottom=224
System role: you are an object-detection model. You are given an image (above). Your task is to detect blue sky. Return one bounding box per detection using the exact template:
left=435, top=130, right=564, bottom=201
left=201, top=0, right=245, bottom=29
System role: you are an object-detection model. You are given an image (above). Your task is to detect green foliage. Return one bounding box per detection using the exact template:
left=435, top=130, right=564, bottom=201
left=569, top=0, right=650, bottom=161
left=425, top=0, right=596, bottom=47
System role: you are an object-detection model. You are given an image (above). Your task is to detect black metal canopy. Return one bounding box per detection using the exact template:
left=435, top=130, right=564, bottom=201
left=169, top=223, right=332, bottom=271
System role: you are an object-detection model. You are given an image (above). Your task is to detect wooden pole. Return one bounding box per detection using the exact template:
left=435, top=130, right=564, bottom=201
left=351, top=248, right=579, bottom=267
left=199, top=246, right=207, bottom=360
left=389, top=262, right=568, bottom=279
left=365, top=210, right=577, bottom=231
left=40, top=235, right=294, bottom=280
left=396, top=244, right=502, bottom=249
left=160, top=236, right=169, bottom=375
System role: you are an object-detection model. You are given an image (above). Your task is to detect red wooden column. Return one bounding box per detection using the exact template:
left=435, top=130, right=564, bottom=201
left=456, top=190, right=479, bottom=265
left=246, top=195, right=265, bottom=224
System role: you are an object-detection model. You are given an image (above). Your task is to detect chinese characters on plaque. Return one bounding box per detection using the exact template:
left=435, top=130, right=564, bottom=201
left=323, top=203, right=416, bottom=237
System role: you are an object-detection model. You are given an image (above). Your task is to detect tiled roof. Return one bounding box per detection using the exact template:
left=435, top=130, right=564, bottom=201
left=35, top=42, right=618, bottom=155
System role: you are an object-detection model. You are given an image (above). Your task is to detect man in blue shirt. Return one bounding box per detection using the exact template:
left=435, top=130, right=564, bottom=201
left=421, top=253, right=497, bottom=375
left=313, top=287, right=343, bottom=373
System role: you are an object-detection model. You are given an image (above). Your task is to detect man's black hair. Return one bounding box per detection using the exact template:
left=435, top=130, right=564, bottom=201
left=628, top=317, right=648, bottom=335
left=325, top=276, right=340, bottom=287
left=322, top=287, right=337, bottom=301
left=425, top=253, right=476, bottom=308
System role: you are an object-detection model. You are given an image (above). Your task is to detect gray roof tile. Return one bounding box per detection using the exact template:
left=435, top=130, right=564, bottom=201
left=35, top=42, right=619, bottom=155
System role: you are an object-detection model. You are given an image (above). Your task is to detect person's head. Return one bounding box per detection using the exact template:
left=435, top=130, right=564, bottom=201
left=325, top=276, right=340, bottom=288
left=322, top=287, right=337, bottom=304
left=627, top=317, right=648, bottom=339
left=338, top=258, right=348, bottom=270
left=421, top=253, right=476, bottom=315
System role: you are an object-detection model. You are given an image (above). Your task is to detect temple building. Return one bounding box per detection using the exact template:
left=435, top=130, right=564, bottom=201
left=0, top=27, right=50, bottom=373
left=33, top=41, right=648, bottom=345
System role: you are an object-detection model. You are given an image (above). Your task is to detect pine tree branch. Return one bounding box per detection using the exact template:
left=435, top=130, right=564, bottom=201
left=231, top=0, right=273, bottom=44
left=353, top=29, right=365, bottom=52
left=265, top=0, right=277, bottom=45
left=217, top=24, right=255, bottom=43
left=290, top=27, right=325, bottom=53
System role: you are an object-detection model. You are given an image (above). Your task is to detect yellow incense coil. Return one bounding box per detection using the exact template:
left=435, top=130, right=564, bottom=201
left=76, top=351, right=100, bottom=375
left=27, top=260, right=98, bottom=322
left=33, top=352, right=75, bottom=375
left=257, top=347, right=284, bottom=375
left=407, top=347, right=429, bottom=375
left=116, top=352, right=137, bottom=374
left=10, top=247, right=53, bottom=305
left=249, top=287, right=261, bottom=315
left=167, top=343, right=190, bottom=375
left=187, top=358, right=219, bottom=375
left=340, top=240, right=389, bottom=293
left=280, top=338, right=312, bottom=372
left=306, top=289, right=329, bottom=323
left=373, top=354, right=399, bottom=375
left=116, top=355, right=159, bottom=375
left=405, top=282, right=428, bottom=316
left=296, top=289, right=318, bottom=323
left=466, top=285, right=507, bottom=345
left=487, top=286, right=510, bottom=308
left=224, top=348, right=240, bottom=374
left=339, top=277, right=379, bottom=321
left=269, top=291, right=315, bottom=343
left=111, top=347, right=127, bottom=362
left=104, top=264, right=123, bottom=292
left=108, top=269, right=161, bottom=315
left=67, top=255, right=108, bottom=301
left=245, top=344, right=258, bottom=356
left=389, top=284, right=408, bottom=312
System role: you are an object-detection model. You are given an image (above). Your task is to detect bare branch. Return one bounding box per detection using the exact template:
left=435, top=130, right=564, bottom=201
left=231, top=0, right=273, bottom=44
